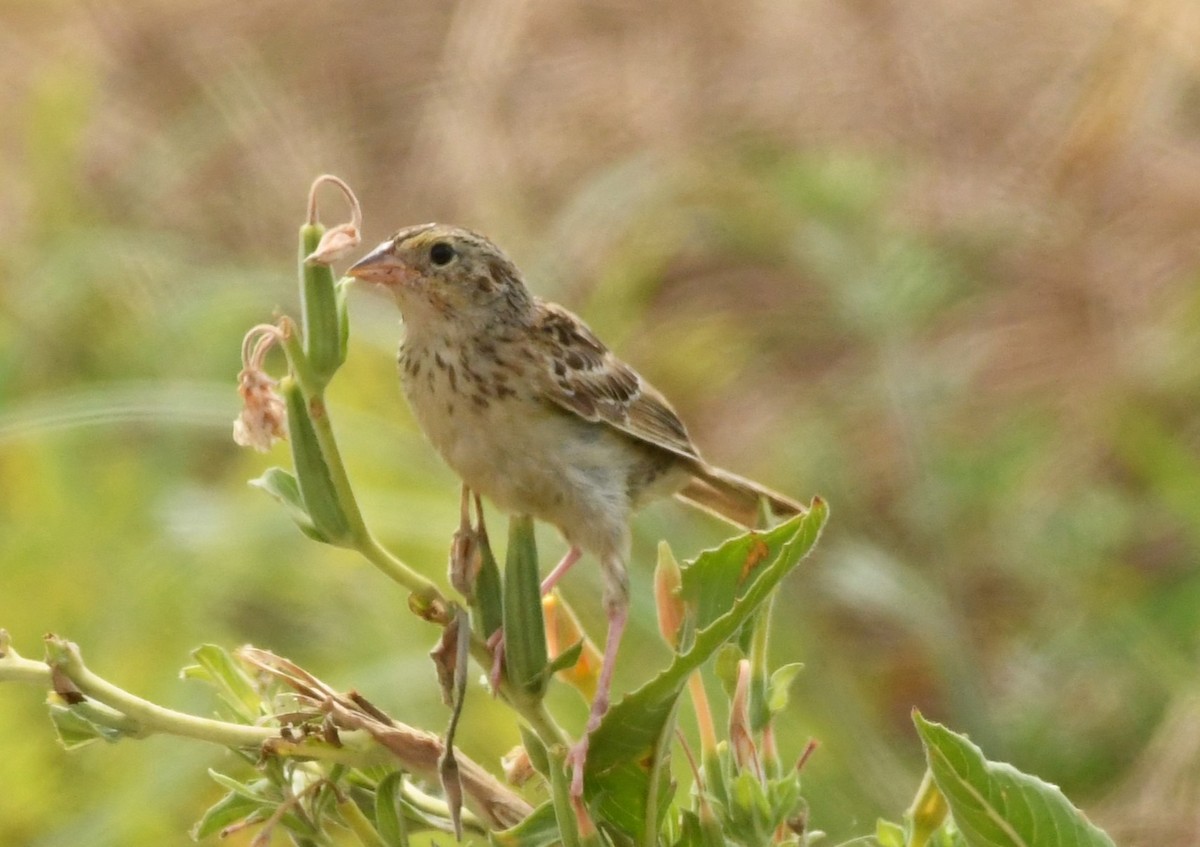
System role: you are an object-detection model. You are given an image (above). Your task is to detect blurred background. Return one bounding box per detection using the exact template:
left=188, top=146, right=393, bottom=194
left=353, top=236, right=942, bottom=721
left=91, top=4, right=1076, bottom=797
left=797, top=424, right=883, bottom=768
left=2, top=0, right=1199, bottom=844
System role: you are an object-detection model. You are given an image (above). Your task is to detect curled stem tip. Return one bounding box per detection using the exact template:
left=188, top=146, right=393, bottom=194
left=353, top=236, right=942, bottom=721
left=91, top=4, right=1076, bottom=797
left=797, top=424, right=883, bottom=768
left=307, top=174, right=362, bottom=230
left=304, top=175, right=363, bottom=266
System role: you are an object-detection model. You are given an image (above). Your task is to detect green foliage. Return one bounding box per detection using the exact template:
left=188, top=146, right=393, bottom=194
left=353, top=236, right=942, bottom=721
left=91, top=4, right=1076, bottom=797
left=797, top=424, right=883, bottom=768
left=6, top=18, right=1194, bottom=833
left=584, top=508, right=826, bottom=839
left=912, top=715, right=1116, bottom=847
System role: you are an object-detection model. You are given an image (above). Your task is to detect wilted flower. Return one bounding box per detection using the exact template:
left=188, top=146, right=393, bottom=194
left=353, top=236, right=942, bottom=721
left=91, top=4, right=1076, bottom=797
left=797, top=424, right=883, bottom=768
left=233, top=323, right=287, bottom=452
left=303, top=175, right=362, bottom=266
left=501, top=745, right=535, bottom=787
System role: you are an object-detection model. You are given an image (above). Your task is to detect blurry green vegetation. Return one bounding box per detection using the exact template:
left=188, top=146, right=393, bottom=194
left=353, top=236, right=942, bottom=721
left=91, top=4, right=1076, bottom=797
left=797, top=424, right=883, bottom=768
left=2, top=1, right=1199, bottom=845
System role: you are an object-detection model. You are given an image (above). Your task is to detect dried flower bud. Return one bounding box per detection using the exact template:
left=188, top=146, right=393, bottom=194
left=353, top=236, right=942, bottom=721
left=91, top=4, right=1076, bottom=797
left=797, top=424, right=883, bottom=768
left=729, top=658, right=763, bottom=781
left=233, top=324, right=287, bottom=452
left=501, top=745, right=535, bottom=787
left=654, top=541, right=685, bottom=648
left=233, top=368, right=287, bottom=452
left=304, top=222, right=361, bottom=266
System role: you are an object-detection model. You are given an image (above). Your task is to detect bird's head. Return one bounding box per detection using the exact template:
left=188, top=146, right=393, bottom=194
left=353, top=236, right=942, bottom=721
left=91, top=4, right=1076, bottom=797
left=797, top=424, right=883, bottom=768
left=346, top=223, right=531, bottom=326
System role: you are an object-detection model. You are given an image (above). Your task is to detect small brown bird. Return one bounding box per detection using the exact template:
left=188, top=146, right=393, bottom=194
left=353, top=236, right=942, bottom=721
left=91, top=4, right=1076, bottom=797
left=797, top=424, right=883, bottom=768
left=347, top=223, right=803, bottom=795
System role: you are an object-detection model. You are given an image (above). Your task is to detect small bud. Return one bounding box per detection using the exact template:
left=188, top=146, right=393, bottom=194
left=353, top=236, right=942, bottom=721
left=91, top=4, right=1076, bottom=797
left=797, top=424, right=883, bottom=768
left=430, top=614, right=463, bottom=707
left=448, top=517, right=483, bottom=601
left=501, top=745, right=535, bottom=787
left=729, top=659, right=763, bottom=781
left=654, top=541, right=686, bottom=648
left=304, top=222, right=361, bottom=266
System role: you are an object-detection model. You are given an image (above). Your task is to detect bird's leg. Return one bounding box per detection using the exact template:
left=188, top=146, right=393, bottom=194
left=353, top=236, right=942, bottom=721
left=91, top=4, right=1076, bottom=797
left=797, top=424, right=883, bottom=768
left=540, top=545, right=583, bottom=596
left=567, top=559, right=629, bottom=799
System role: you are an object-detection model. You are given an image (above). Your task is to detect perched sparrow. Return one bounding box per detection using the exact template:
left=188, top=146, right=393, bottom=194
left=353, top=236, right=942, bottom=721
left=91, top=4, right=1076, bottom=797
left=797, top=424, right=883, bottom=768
left=347, top=224, right=803, bottom=795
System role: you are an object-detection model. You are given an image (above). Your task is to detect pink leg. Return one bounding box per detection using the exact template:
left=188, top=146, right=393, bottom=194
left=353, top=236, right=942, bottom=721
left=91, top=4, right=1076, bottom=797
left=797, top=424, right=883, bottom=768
left=567, top=597, right=628, bottom=798
left=540, top=545, right=583, bottom=596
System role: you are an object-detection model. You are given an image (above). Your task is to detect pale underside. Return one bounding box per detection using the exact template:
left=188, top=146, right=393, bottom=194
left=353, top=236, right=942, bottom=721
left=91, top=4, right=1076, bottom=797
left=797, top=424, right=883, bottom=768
left=398, top=316, right=694, bottom=568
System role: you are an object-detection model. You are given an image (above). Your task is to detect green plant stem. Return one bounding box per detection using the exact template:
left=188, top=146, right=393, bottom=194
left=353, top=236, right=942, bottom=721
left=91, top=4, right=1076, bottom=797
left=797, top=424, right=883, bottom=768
left=461, top=634, right=567, bottom=751
left=2, top=636, right=387, bottom=767
left=338, top=793, right=389, bottom=847
left=400, top=782, right=486, bottom=835
left=0, top=644, right=51, bottom=686
left=278, top=328, right=445, bottom=612
left=44, top=636, right=269, bottom=747
left=357, top=534, right=444, bottom=617
left=547, top=746, right=584, bottom=847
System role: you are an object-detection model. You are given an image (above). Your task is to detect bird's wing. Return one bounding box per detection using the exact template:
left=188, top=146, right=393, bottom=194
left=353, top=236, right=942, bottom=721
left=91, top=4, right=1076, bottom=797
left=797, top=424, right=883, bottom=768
left=531, top=301, right=701, bottom=461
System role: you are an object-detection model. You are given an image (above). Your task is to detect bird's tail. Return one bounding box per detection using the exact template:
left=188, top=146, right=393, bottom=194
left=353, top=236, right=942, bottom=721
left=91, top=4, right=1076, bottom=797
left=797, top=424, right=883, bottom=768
left=675, top=464, right=805, bottom=529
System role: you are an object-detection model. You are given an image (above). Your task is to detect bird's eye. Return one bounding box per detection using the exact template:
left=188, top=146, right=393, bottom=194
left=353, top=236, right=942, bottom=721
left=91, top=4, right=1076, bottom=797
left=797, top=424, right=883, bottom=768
left=429, top=242, right=456, bottom=266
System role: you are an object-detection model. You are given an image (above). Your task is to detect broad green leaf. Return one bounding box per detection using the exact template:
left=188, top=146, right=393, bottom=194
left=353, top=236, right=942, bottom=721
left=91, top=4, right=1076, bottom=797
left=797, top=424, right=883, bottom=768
left=374, top=771, right=409, bottom=847
left=519, top=724, right=550, bottom=777
left=490, top=800, right=561, bottom=847
left=674, top=808, right=725, bottom=847
left=679, top=511, right=820, bottom=631
left=47, top=698, right=141, bottom=748
left=584, top=500, right=828, bottom=840
left=249, top=466, right=326, bottom=543
left=182, top=643, right=261, bottom=723
left=875, top=819, right=906, bottom=847
left=190, top=789, right=268, bottom=839
left=543, top=639, right=585, bottom=679
left=205, top=769, right=275, bottom=804
left=914, top=713, right=1117, bottom=847
left=766, top=663, right=804, bottom=714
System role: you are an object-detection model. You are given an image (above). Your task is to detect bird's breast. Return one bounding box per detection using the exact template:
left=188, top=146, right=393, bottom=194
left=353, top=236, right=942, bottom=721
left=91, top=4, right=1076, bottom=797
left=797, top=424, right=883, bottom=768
left=399, top=339, right=563, bottom=505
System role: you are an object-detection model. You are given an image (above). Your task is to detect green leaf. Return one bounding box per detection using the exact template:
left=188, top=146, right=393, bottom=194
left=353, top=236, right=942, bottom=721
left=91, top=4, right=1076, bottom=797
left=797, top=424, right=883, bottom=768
left=875, top=819, right=906, bottom=847
left=47, top=699, right=141, bottom=748
left=374, top=771, right=409, bottom=847
left=726, top=770, right=774, bottom=845
left=913, top=712, right=1117, bottom=847
left=191, top=789, right=268, bottom=839
left=490, top=801, right=561, bottom=847
left=679, top=510, right=820, bottom=632
left=766, top=663, right=804, bottom=715
left=182, top=643, right=261, bottom=723
left=519, top=724, right=550, bottom=777
left=543, top=639, right=585, bottom=679
left=248, top=466, right=327, bottom=543
left=206, top=769, right=275, bottom=804
left=584, top=500, right=828, bottom=840
left=503, top=515, right=548, bottom=699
